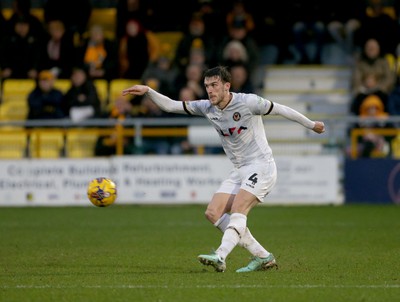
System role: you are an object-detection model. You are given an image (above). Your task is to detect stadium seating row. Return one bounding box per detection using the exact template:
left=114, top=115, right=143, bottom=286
left=0, top=128, right=96, bottom=159
left=0, top=127, right=135, bottom=159
left=0, top=78, right=142, bottom=121
left=1, top=8, right=116, bottom=38
left=1, top=8, right=183, bottom=55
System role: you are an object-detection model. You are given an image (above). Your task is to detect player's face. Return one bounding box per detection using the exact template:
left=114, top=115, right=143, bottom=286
left=204, top=76, right=230, bottom=108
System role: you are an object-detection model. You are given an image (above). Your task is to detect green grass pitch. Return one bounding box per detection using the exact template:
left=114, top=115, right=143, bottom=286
left=0, top=204, right=399, bottom=302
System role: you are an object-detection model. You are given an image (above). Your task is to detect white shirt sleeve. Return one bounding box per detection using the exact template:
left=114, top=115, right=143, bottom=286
left=268, top=101, right=315, bottom=129
left=146, top=88, right=187, bottom=114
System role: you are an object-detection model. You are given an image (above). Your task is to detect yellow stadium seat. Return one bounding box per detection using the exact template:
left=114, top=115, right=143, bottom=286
left=1, top=79, right=36, bottom=104
left=0, top=102, right=28, bottom=121
left=0, top=128, right=28, bottom=159
left=108, top=79, right=141, bottom=110
left=1, top=9, right=43, bottom=21
left=54, top=79, right=72, bottom=93
left=66, top=130, right=99, bottom=158
left=391, top=135, right=400, bottom=159
left=1, top=9, right=12, bottom=20
left=29, top=129, right=65, bottom=158
left=87, top=8, right=117, bottom=39
left=0, top=79, right=70, bottom=121
left=154, top=31, right=183, bottom=60
left=93, top=79, right=109, bottom=112
left=30, top=8, right=44, bottom=22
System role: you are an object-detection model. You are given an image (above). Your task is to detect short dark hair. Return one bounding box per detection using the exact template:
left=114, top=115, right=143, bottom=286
left=204, top=66, right=232, bottom=84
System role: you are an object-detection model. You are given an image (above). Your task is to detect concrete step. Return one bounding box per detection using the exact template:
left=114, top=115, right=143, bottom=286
left=264, top=76, right=351, bottom=91
left=264, top=65, right=352, bottom=78
left=264, top=91, right=351, bottom=104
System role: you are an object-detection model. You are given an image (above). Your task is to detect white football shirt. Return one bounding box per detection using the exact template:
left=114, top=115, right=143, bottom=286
left=146, top=88, right=315, bottom=169
left=183, top=92, right=274, bottom=168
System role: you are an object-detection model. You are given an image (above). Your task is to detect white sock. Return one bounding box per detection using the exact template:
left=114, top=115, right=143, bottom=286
left=216, top=213, right=246, bottom=260
left=241, top=228, right=270, bottom=258
left=215, top=213, right=270, bottom=258
left=214, top=213, right=230, bottom=232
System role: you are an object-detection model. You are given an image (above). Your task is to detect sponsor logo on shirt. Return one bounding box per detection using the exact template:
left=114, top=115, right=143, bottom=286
left=218, top=126, right=248, bottom=136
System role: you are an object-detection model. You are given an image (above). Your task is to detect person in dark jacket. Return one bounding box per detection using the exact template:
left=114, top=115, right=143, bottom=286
left=27, top=70, right=65, bottom=120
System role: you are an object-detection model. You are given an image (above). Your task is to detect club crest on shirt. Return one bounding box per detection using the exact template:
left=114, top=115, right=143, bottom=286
left=233, top=112, right=241, bottom=121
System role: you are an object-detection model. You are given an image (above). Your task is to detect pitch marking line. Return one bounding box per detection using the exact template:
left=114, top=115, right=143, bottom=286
left=2, top=284, right=400, bottom=289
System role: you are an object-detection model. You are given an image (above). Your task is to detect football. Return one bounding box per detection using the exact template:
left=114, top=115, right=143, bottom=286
left=87, top=177, right=117, bottom=207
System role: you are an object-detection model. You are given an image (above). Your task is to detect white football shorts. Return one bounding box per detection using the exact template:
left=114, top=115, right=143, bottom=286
left=216, top=160, right=277, bottom=202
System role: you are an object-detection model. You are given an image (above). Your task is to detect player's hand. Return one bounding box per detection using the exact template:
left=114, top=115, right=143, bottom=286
left=122, top=85, right=149, bottom=96
left=313, top=121, right=325, bottom=134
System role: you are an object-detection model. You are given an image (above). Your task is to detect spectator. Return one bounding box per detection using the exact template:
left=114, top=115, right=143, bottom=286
left=94, top=95, right=134, bottom=156
left=350, top=94, right=395, bottom=158
left=63, top=67, right=102, bottom=122
left=118, top=19, right=156, bottom=79
left=38, top=19, right=77, bottom=79
left=44, top=0, right=91, bottom=41
left=79, top=24, right=118, bottom=81
left=387, top=79, right=400, bottom=116
left=216, top=17, right=260, bottom=87
left=356, top=0, right=400, bottom=57
left=221, top=39, right=249, bottom=69
left=225, top=0, right=255, bottom=34
left=251, top=1, right=289, bottom=64
left=166, top=86, right=198, bottom=155
left=350, top=38, right=396, bottom=115
left=133, top=78, right=172, bottom=155
left=1, top=16, right=41, bottom=79
left=193, top=0, right=226, bottom=40
left=5, top=0, right=46, bottom=40
left=188, top=40, right=209, bottom=68
left=325, top=0, right=364, bottom=63
left=27, top=70, right=65, bottom=120
left=174, top=63, right=207, bottom=99
left=178, top=85, right=197, bottom=102
left=286, top=0, right=327, bottom=64
left=141, top=55, right=180, bottom=97
left=173, top=12, right=217, bottom=74
left=229, top=63, right=254, bottom=93
left=116, top=0, right=153, bottom=39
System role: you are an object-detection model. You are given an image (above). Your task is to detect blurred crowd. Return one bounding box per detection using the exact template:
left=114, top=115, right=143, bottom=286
left=1, top=0, right=400, bottom=157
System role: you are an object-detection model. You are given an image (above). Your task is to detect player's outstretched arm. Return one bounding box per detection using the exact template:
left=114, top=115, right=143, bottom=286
left=269, top=102, right=325, bottom=134
left=122, top=85, right=186, bottom=114
left=122, top=84, right=149, bottom=96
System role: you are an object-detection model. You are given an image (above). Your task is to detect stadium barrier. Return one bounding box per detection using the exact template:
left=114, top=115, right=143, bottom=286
left=2, top=116, right=400, bottom=158
left=0, top=117, right=328, bottom=158
left=0, top=154, right=339, bottom=206
left=0, top=116, right=400, bottom=204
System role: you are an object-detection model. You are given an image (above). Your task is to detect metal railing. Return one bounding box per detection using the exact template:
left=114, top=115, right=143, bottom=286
left=1, top=115, right=399, bottom=158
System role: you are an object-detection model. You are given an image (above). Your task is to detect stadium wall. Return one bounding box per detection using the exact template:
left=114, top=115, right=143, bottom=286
left=0, top=155, right=339, bottom=206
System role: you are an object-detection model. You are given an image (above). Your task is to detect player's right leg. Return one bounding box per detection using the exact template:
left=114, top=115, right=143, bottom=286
left=203, top=193, right=275, bottom=270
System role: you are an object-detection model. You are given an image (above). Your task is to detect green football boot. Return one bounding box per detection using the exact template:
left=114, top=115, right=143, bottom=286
left=198, top=252, right=226, bottom=272
left=236, top=254, right=278, bottom=273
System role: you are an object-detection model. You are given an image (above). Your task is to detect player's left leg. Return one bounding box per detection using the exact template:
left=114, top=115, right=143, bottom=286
left=215, top=213, right=271, bottom=256
left=214, top=212, right=277, bottom=272
left=206, top=175, right=269, bottom=254
left=203, top=192, right=268, bottom=258
left=198, top=189, right=258, bottom=271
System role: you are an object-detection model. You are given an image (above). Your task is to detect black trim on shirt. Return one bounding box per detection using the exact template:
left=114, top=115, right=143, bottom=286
left=183, top=101, right=192, bottom=115
left=264, top=101, right=274, bottom=115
